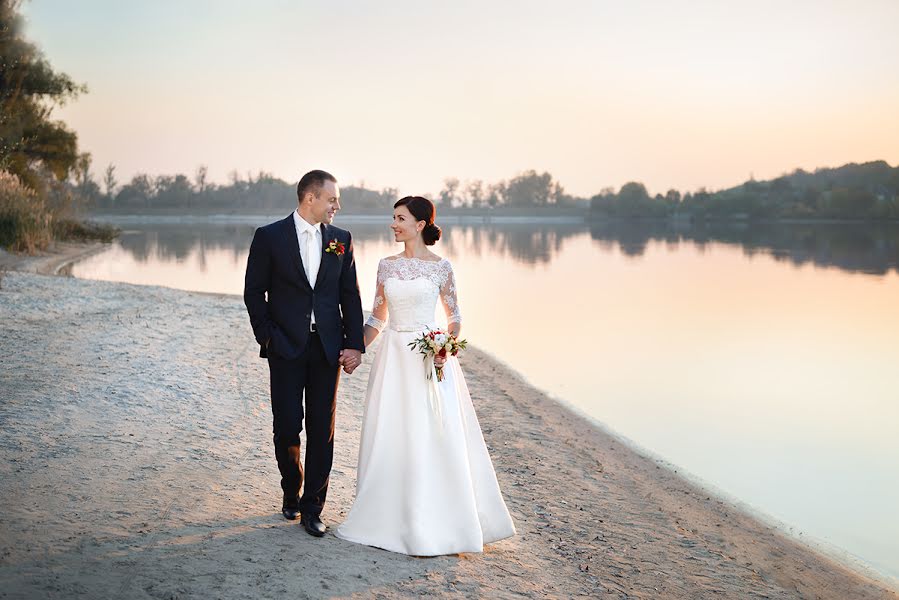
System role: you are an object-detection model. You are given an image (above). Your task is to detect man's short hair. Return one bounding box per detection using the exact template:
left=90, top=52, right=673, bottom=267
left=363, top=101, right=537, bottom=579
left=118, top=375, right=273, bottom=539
left=297, top=170, right=337, bottom=202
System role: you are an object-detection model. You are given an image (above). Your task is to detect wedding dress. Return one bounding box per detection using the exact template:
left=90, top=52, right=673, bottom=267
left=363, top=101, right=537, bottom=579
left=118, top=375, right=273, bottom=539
left=335, top=256, right=516, bottom=555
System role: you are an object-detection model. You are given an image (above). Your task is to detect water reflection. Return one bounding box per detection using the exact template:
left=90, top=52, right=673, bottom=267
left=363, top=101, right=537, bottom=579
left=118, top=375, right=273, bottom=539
left=101, top=219, right=899, bottom=276
left=118, top=224, right=258, bottom=266
left=588, top=221, right=899, bottom=275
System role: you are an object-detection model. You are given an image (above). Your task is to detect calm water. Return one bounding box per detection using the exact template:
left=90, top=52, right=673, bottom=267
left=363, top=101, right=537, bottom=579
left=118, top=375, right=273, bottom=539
left=72, top=216, right=899, bottom=582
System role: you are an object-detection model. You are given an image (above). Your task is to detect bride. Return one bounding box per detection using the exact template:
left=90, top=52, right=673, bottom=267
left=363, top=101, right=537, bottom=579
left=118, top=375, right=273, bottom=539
left=335, top=196, right=516, bottom=556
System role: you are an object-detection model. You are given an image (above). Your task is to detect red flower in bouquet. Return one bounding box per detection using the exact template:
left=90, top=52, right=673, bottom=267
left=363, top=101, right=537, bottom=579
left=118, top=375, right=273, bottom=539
left=325, top=238, right=345, bottom=256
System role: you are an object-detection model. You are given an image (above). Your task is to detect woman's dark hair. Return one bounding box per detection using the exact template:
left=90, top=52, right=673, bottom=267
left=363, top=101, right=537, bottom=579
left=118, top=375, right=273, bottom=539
left=394, top=196, right=442, bottom=245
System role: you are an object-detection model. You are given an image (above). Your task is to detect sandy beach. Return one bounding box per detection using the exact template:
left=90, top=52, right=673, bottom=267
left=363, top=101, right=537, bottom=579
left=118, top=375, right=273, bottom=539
left=0, top=250, right=896, bottom=599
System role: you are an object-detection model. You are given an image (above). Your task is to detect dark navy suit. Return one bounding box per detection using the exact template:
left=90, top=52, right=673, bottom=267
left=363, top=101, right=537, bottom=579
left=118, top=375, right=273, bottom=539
left=244, top=214, right=364, bottom=515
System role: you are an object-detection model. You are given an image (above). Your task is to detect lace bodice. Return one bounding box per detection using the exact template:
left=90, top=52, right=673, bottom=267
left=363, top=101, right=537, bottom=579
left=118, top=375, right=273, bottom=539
left=365, top=256, right=461, bottom=332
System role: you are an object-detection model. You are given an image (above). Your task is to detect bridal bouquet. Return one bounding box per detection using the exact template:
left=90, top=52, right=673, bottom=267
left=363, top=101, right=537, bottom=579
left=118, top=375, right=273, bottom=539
left=407, top=329, right=467, bottom=382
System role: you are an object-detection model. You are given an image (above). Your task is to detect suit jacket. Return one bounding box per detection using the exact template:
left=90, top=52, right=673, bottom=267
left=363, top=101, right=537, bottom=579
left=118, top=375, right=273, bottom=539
left=243, top=214, right=365, bottom=364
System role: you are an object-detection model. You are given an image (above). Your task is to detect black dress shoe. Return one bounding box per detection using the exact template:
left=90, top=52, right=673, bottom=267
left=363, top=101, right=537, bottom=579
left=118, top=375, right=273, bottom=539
left=282, top=497, right=300, bottom=521
left=300, top=513, right=327, bottom=537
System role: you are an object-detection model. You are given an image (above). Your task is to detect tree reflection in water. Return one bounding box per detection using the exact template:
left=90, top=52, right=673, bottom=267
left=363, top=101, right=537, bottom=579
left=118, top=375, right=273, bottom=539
left=109, top=219, right=899, bottom=276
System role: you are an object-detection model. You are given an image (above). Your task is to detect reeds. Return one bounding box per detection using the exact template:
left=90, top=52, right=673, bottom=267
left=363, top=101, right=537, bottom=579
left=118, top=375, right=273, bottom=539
left=0, top=171, right=118, bottom=253
left=0, top=171, right=53, bottom=253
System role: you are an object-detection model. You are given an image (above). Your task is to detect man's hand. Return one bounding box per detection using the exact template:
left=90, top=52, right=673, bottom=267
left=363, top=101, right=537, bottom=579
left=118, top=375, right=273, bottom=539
left=339, top=349, right=362, bottom=374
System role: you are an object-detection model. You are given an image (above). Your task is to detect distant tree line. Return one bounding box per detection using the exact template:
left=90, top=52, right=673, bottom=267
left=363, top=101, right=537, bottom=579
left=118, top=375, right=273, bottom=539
left=72, top=164, right=591, bottom=214
left=434, top=170, right=586, bottom=209
left=70, top=159, right=899, bottom=221
left=590, top=161, right=899, bottom=221
left=76, top=160, right=405, bottom=214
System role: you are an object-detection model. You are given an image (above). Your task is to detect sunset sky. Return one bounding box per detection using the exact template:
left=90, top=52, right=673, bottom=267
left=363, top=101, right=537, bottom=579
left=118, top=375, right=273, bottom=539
left=23, top=0, right=899, bottom=198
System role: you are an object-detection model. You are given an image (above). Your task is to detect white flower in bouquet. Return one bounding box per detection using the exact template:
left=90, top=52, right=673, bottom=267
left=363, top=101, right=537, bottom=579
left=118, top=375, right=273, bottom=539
left=408, top=329, right=467, bottom=382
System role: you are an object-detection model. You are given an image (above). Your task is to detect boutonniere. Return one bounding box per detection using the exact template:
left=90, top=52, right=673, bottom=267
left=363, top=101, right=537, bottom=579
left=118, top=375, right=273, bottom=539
left=325, top=238, right=345, bottom=256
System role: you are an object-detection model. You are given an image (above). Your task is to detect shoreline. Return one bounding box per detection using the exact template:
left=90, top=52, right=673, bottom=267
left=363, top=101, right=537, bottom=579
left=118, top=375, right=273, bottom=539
left=0, top=240, right=110, bottom=276
left=0, top=257, right=896, bottom=597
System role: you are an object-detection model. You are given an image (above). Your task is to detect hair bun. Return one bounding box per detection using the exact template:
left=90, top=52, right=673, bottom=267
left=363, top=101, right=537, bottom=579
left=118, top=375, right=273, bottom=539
left=422, top=222, right=442, bottom=246
left=393, top=196, right=440, bottom=245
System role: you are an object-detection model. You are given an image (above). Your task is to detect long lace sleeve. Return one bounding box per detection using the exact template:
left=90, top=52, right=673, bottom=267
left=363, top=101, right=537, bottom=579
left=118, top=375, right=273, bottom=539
left=365, top=260, right=388, bottom=332
left=439, top=261, right=461, bottom=327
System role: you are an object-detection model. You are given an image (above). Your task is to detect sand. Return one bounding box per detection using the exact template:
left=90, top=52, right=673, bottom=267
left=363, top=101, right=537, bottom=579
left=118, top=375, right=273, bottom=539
left=0, top=246, right=896, bottom=599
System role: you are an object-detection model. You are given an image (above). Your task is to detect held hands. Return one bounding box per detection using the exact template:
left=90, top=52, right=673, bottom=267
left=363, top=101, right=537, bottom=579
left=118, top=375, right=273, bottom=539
left=339, top=349, right=363, bottom=374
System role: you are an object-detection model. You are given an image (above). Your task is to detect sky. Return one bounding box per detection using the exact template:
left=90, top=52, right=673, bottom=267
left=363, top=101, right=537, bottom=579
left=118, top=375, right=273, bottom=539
left=22, top=0, right=899, bottom=198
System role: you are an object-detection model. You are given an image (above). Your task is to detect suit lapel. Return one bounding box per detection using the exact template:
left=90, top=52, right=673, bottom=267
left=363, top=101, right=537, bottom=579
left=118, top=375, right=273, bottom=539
left=314, top=223, right=330, bottom=289
left=282, top=214, right=312, bottom=290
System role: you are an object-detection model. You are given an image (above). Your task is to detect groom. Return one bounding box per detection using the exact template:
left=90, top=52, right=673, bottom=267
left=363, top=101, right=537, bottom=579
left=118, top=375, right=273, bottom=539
left=244, top=169, right=365, bottom=537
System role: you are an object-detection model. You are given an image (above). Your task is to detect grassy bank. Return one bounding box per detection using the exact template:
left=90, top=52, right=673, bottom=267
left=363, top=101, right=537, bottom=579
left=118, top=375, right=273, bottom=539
left=0, top=172, right=118, bottom=253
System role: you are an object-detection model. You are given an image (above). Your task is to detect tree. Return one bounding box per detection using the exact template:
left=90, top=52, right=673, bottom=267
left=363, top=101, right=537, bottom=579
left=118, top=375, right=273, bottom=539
left=380, top=187, right=398, bottom=208
left=103, top=163, right=117, bottom=200
left=551, top=181, right=563, bottom=205
left=438, top=177, right=459, bottom=207
left=72, top=152, right=90, bottom=187
left=227, top=169, right=248, bottom=193
left=618, top=182, right=649, bottom=204
left=464, top=179, right=484, bottom=208
left=116, top=173, right=153, bottom=208
left=0, top=0, right=86, bottom=188
left=194, top=165, right=208, bottom=194
left=72, top=152, right=100, bottom=201
left=155, top=173, right=193, bottom=207
left=617, top=182, right=660, bottom=216
left=589, top=187, right=616, bottom=216
left=505, top=170, right=554, bottom=207
left=486, top=182, right=505, bottom=208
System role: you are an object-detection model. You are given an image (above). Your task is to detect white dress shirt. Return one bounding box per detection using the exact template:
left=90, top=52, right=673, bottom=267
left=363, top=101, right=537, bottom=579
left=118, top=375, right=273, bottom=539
left=293, top=210, right=322, bottom=324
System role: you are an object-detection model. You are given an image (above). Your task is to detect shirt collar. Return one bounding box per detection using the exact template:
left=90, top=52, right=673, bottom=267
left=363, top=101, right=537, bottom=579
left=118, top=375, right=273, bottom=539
left=293, top=210, right=321, bottom=236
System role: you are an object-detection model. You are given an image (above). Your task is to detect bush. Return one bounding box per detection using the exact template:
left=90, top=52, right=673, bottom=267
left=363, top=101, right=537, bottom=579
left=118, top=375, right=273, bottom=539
left=52, top=218, right=118, bottom=243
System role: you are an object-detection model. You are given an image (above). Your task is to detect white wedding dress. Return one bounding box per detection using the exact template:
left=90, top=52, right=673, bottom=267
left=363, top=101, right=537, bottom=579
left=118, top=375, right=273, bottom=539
left=335, top=256, right=516, bottom=556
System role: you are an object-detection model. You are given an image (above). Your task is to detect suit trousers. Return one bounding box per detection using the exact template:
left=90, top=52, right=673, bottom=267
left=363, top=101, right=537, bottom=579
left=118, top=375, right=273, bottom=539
left=267, top=332, right=340, bottom=515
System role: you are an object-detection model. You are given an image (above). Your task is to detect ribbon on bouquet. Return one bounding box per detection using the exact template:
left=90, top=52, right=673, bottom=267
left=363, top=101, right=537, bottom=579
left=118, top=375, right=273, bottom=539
left=424, top=354, right=444, bottom=431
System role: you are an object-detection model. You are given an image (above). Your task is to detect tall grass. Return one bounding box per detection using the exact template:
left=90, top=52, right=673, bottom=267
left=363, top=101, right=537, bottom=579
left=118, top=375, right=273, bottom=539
left=0, top=171, right=118, bottom=253
left=0, top=172, right=53, bottom=253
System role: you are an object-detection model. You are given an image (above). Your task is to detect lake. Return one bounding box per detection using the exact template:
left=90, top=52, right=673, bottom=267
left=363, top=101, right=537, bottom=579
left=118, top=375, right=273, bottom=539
left=71, top=215, right=899, bottom=582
